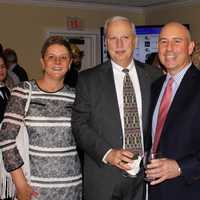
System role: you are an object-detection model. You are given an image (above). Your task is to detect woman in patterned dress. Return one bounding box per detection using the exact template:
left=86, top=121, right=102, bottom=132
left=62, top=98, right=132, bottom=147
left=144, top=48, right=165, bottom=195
left=0, top=36, right=82, bottom=200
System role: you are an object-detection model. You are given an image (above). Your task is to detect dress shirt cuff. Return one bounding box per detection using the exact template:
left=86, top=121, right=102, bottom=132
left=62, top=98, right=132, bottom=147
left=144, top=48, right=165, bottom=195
left=102, top=149, right=112, bottom=164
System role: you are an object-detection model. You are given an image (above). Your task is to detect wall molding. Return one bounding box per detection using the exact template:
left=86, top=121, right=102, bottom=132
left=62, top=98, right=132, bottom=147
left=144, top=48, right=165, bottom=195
left=145, top=0, right=200, bottom=12
left=1, top=0, right=199, bottom=18
left=0, top=0, right=144, bottom=13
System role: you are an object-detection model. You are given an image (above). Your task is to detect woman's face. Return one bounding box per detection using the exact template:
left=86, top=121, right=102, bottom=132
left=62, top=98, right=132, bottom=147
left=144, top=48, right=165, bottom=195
left=0, top=57, right=7, bottom=82
left=41, top=44, right=72, bottom=81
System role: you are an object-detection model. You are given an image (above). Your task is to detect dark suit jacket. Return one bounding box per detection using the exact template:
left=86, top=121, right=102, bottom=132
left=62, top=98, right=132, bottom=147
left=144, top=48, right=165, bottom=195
left=149, top=65, right=200, bottom=200
left=64, top=64, right=79, bottom=88
left=0, top=86, right=10, bottom=122
left=72, top=60, right=161, bottom=200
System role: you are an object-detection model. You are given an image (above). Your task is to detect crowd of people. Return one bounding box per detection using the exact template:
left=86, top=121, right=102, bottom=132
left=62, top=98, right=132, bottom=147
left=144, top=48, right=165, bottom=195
left=0, top=15, right=200, bottom=200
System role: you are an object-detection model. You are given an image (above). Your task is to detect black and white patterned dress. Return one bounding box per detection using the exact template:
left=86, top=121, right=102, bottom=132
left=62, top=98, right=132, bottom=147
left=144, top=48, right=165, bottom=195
left=0, top=80, right=82, bottom=200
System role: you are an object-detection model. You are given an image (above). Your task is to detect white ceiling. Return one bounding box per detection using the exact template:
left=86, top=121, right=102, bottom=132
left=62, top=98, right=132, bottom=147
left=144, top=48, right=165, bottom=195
left=1, top=0, right=198, bottom=9
left=54, top=0, right=197, bottom=7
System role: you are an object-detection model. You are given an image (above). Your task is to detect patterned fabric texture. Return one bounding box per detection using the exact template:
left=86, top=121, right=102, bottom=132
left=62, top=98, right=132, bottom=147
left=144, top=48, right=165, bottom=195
left=0, top=80, right=82, bottom=200
left=123, top=69, right=142, bottom=155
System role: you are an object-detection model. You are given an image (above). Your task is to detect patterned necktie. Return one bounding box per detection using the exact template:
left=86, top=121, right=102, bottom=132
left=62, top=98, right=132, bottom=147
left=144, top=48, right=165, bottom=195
left=123, top=68, right=142, bottom=155
left=152, top=78, right=174, bottom=153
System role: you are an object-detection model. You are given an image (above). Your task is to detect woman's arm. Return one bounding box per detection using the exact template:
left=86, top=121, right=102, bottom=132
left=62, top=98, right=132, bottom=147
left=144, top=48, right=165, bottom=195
left=11, top=168, right=37, bottom=200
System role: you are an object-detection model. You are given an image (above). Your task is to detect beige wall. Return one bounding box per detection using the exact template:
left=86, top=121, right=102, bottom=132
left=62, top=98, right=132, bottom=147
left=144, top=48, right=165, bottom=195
left=0, top=3, right=145, bottom=79
left=145, top=3, right=200, bottom=41
left=3, top=2, right=200, bottom=80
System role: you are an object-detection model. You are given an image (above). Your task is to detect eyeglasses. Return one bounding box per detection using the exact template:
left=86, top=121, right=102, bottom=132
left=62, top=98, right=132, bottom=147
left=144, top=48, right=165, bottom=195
left=44, top=54, right=70, bottom=63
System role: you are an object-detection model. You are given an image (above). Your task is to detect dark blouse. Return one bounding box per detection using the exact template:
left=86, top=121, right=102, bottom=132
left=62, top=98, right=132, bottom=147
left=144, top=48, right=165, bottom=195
left=0, top=86, right=10, bottom=122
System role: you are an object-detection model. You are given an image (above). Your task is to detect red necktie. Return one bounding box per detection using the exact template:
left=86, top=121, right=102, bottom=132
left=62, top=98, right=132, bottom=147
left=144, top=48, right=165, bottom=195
left=152, top=78, right=173, bottom=153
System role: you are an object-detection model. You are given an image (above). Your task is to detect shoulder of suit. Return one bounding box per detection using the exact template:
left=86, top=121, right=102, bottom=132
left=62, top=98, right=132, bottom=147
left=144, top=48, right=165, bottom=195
left=80, top=60, right=111, bottom=76
left=153, top=75, right=165, bottom=85
left=190, top=63, right=200, bottom=74
left=135, top=59, right=163, bottom=79
left=134, top=59, right=160, bottom=72
left=134, top=59, right=146, bottom=67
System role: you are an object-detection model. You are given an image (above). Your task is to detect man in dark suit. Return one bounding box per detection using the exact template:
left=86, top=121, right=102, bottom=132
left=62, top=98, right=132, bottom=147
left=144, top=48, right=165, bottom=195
left=146, top=22, right=200, bottom=200
left=72, top=16, right=161, bottom=200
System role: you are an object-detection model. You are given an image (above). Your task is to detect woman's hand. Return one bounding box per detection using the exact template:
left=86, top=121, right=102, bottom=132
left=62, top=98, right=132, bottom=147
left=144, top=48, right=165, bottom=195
left=15, top=181, right=34, bottom=200
left=11, top=168, right=38, bottom=200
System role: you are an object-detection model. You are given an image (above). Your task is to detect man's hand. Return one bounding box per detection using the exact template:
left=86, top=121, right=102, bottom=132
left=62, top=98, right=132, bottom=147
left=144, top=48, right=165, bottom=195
left=145, top=158, right=182, bottom=185
left=105, top=149, right=135, bottom=171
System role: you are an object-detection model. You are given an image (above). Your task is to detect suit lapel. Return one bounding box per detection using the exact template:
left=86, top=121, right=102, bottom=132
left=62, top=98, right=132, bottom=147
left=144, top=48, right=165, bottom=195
left=159, top=65, right=199, bottom=149
left=152, top=76, right=166, bottom=111
left=135, top=63, right=148, bottom=126
left=165, top=65, right=198, bottom=125
left=101, top=61, right=123, bottom=145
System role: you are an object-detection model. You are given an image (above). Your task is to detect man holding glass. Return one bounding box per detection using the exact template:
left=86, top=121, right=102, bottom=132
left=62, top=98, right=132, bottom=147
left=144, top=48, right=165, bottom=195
left=72, top=16, right=161, bottom=200
left=146, top=22, right=200, bottom=200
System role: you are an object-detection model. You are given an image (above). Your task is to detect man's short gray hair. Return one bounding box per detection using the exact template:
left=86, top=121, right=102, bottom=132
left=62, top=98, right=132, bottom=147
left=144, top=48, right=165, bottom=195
left=104, top=16, right=136, bottom=37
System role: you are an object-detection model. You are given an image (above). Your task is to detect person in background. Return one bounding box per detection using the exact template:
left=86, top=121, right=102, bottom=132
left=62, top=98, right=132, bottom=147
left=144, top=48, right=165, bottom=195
left=0, top=44, right=14, bottom=90
left=0, top=53, right=10, bottom=122
left=64, top=43, right=84, bottom=168
left=0, top=46, right=11, bottom=200
left=146, top=52, right=166, bottom=73
left=146, top=22, right=200, bottom=200
left=0, top=43, right=3, bottom=54
left=64, top=43, right=84, bottom=87
left=0, top=53, right=11, bottom=200
left=191, top=41, right=200, bottom=70
left=72, top=16, right=162, bottom=200
left=0, top=36, right=82, bottom=200
left=3, top=48, right=28, bottom=87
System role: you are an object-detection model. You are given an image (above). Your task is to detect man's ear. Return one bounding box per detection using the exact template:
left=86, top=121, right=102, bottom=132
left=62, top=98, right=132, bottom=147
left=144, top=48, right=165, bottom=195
left=189, top=41, right=195, bottom=55
left=133, top=36, right=138, bottom=49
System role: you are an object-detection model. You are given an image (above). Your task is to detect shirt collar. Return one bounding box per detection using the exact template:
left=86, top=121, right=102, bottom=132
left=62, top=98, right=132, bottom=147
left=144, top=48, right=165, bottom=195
left=166, top=62, right=192, bottom=86
left=111, top=59, right=134, bottom=73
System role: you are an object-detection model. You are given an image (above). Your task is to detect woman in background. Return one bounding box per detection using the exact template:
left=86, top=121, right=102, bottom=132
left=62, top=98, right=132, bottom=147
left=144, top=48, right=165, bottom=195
left=0, top=53, right=11, bottom=200
left=0, top=53, right=10, bottom=122
left=0, top=36, right=82, bottom=200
